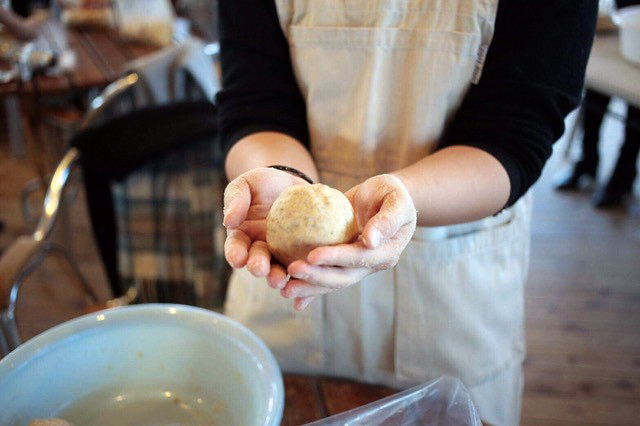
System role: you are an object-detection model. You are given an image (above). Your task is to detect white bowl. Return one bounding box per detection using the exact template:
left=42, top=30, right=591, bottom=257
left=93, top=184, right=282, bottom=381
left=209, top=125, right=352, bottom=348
left=0, top=304, right=284, bottom=426
left=613, top=5, right=640, bottom=65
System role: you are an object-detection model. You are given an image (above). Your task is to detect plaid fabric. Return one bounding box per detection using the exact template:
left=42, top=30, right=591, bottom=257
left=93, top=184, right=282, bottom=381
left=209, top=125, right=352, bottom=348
left=113, top=137, right=229, bottom=308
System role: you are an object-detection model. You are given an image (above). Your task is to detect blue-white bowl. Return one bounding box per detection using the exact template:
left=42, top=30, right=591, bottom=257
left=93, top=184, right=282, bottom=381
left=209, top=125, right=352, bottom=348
left=0, top=304, right=284, bottom=426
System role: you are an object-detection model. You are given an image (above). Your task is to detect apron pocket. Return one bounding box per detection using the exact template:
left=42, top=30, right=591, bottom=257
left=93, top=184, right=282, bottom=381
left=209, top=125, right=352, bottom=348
left=394, top=197, right=531, bottom=386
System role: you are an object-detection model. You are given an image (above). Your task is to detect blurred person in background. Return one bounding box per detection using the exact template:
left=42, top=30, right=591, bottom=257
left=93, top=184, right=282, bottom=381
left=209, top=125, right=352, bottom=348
left=556, top=0, right=640, bottom=207
left=174, top=0, right=217, bottom=42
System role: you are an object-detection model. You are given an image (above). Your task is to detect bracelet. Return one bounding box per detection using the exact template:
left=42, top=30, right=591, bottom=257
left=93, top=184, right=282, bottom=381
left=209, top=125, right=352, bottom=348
left=268, top=165, right=314, bottom=184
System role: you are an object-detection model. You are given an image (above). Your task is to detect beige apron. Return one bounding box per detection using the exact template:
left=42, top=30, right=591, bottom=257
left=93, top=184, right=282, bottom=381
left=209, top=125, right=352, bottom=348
left=224, top=1, right=531, bottom=424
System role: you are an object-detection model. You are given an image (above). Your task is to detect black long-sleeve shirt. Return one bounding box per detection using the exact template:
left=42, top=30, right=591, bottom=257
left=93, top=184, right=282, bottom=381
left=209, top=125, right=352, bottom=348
left=217, top=0, right=597, bottom=207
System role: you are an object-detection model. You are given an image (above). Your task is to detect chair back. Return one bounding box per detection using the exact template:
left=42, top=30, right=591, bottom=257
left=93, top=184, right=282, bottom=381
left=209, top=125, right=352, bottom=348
left=0, top=74, right=141, bottom=358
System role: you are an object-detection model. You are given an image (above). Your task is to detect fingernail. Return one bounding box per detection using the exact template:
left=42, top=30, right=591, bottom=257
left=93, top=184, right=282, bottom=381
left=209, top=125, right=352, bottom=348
left=249, top=260, right=266, bottom=277
left=223, top=206, right=236, bottom=227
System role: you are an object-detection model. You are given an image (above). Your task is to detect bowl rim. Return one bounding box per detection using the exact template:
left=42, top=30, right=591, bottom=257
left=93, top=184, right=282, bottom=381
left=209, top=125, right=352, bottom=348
left=0, top=303, right=284, bottom=425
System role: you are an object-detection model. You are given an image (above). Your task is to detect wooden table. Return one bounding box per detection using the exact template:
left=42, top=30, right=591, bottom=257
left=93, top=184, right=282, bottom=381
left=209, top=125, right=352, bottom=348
left=283, top=375, right=486, bottom=425
left=281, top=374, right=397, bottom=424
left=564, top=31, right=640, bottom=159
left=0, top=22, right=157, bottom=97
left=585, top=33, right=640, bottom=109
left=0, top=21, right=157, bottom=179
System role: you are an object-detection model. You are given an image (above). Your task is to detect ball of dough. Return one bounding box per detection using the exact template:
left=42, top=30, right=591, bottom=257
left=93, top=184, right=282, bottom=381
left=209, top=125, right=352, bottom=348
left=267, top=184, right=358, bottom=266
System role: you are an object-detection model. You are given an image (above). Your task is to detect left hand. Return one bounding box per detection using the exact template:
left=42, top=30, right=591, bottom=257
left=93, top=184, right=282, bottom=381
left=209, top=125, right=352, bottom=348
left=282, top=174, right=417, bottom=310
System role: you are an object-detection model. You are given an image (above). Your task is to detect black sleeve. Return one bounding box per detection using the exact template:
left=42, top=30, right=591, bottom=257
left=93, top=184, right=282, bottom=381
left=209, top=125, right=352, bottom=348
left=440, top=1, right=598, bottom=207
left=216, top=0, right=309, bottom=153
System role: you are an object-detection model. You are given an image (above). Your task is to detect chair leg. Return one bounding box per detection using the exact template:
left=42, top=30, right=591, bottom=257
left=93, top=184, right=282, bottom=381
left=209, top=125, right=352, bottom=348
left=2, top=241, right=101, bottom=353
left=1, top=311, right=22, bottom=357
left=0, top=326, right=8, bottom=357
left=0, top=319, right=10, bottom=357
left=106, top=286, right=138, bottom=309
left=563, top=105, right=584, bottom=162
left=21, top=170, right=80, bottom=226
left=45, top=242, right=100, bottom=304
left=7, top=241, right=99, bottom=321
left=20, top=178, right=47, bottom=225
left=5, top=96, right=26, bottom=158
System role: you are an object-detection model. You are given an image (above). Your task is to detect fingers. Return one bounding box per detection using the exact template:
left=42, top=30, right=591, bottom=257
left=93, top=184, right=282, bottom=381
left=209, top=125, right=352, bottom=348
left=267, top=263, right=288, bottom=289
left=247, top=241, right=271, bottom=277
left=306, top=220, right=415, bottom=270
left=307, top=239, right=395, bottom=268
left=294, top=296, right=315, bottom=311
left=288, top=260, right=370, bottom=288
left=224, top=220, right=267, bottom=269
left=307, top=240, right=367, bottom=267
left=223, top=177, right=251, bottom=229
left=281, top=280, right=333, bottom=298
left=224, top=229, right=251, bottom=268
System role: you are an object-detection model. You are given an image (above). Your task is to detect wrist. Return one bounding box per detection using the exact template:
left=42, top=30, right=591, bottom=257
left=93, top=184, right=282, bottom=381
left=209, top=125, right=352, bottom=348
left=268, top=165, right=314, bottom=184
left=388, top=172, right=416, bottom=204
left=225, top=132, right=319, bottom=182
left=388, top=170, right=423, bottom=226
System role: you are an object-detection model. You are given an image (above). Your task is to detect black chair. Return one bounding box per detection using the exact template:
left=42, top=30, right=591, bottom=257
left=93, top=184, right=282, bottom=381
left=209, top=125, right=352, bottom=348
left=0, top=74, right=227, bottom=357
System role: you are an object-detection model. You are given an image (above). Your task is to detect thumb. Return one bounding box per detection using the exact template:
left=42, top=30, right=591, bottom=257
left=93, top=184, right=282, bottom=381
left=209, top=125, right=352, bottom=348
left=345, top=186, right=382, bottom=232
left=361, top=181, right=415, bottom=248
left=361, top=201, right=403, bottom=248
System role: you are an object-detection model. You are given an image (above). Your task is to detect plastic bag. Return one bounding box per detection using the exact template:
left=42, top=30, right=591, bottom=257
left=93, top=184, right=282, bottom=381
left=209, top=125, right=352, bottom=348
left=305, top=376, right=482, bottom=426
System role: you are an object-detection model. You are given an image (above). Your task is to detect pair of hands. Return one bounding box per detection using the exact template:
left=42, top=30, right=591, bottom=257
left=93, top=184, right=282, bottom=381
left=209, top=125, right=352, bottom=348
left=223, top=168, right=417, bottom=311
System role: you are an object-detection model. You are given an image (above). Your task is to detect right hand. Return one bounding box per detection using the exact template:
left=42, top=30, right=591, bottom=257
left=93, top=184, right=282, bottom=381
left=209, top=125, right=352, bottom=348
left=223, top=167, right=309, bottom=289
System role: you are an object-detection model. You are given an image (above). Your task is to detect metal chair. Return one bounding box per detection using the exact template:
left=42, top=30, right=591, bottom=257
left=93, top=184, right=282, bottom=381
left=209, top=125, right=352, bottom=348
left=0, top=74, right=141, bottom=357
left=1, top=40, right=224, bottom=358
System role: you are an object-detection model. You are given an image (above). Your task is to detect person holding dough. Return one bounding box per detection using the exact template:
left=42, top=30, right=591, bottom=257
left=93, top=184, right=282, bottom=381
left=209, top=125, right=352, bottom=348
left=217, top=1, right=597, bottom=425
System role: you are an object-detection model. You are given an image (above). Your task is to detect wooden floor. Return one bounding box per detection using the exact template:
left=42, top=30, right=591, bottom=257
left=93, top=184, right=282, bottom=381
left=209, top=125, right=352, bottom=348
left=1, top=103, right=639, bottom=424
left=519, top=105, right=640, bottom=426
